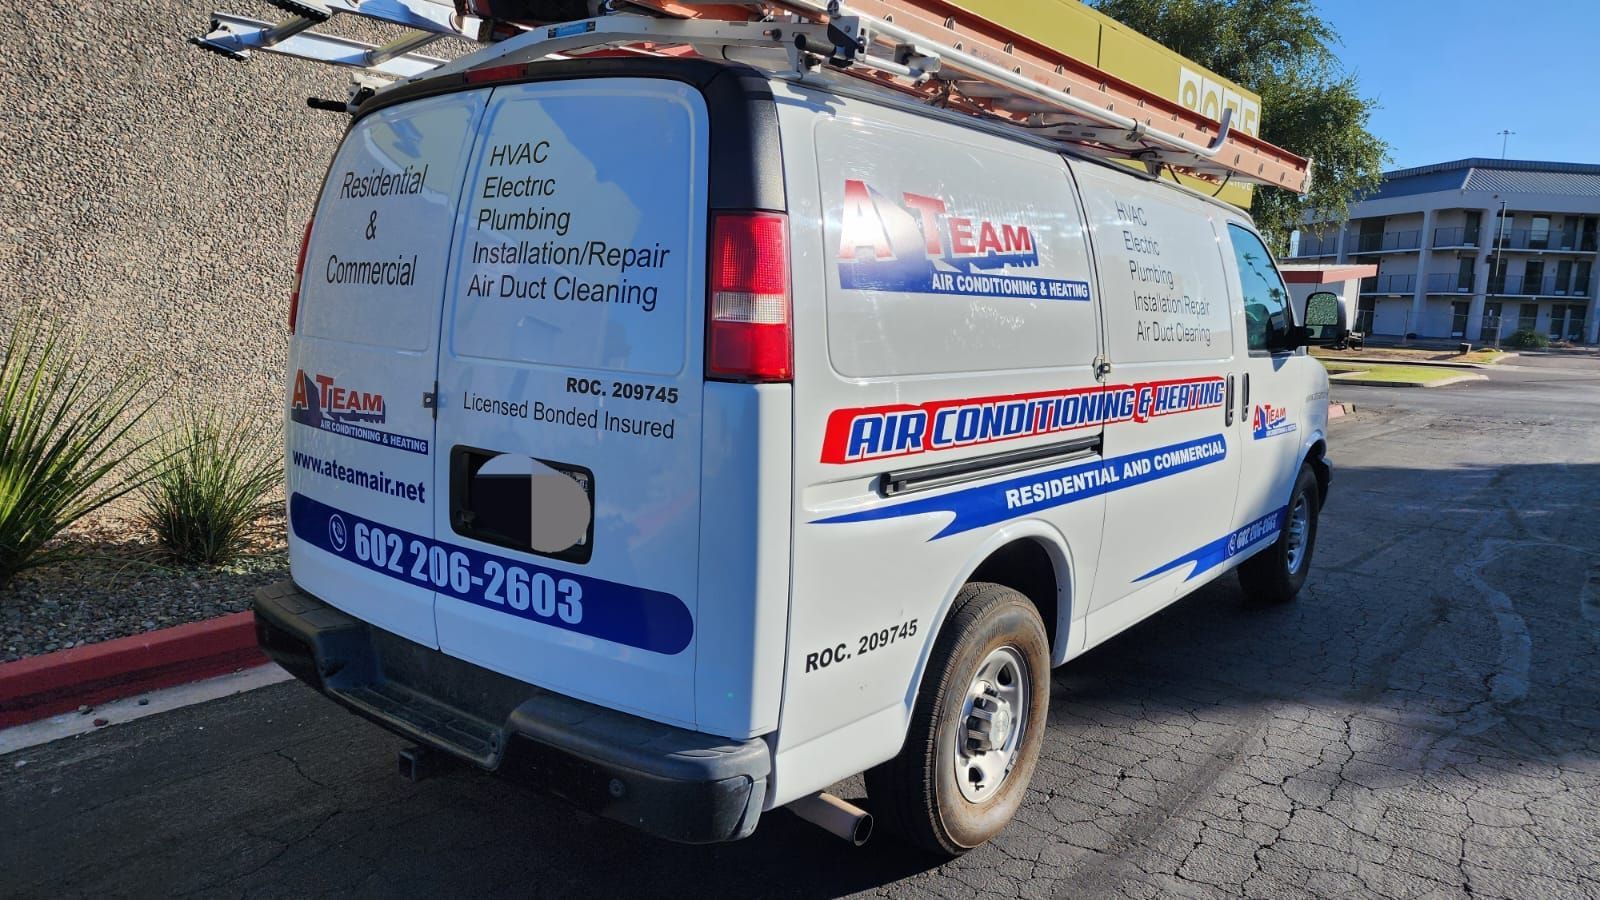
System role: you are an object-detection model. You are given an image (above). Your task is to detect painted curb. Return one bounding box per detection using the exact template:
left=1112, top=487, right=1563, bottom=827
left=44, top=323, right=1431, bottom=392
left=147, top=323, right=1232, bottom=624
left=1317, top=354, right=1516, bottom=370
left=0, top=611, right=266, bottom=728
left=1327, top=401, right=1353, bottom=420
left=1327, top=373, right=1487, bottom=389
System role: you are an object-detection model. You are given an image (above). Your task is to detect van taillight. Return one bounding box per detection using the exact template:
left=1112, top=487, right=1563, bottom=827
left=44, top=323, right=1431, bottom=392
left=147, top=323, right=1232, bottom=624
left=289, top=219, right=312, bottom=333
left=707, top=212, right=792, bottom=382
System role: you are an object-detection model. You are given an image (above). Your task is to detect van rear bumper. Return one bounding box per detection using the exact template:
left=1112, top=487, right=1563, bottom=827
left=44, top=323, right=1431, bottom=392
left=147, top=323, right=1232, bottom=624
left=253, top=581, right=770, bottom=844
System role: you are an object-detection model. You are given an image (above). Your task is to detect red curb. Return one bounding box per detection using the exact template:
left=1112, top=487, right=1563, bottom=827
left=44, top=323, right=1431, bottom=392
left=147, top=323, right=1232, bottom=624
left=0, top=611, right=267, bottom=728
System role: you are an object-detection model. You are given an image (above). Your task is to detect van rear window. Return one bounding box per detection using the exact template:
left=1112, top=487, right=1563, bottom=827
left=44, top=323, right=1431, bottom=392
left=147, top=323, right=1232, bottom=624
left=300, top=93, right=488, bottom=351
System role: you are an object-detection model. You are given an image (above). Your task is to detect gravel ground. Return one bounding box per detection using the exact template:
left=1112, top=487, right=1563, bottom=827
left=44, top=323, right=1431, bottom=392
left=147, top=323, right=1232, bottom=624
left=0, top=511, right=287, bottom=663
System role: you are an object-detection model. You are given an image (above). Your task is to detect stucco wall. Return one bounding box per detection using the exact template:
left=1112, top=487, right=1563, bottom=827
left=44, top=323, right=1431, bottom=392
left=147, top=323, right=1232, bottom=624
left=0, top=1, right=419, bottom=430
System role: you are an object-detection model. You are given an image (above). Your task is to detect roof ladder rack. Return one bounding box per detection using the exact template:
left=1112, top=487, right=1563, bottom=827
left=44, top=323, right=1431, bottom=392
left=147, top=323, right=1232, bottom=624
left=190, top=0, right=486, bottom=80
left=188, top=0, right=1310, bottom=193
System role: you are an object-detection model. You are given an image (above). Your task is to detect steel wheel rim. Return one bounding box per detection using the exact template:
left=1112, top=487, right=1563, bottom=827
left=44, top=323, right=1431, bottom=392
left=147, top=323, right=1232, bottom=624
left=1285, top=494, right=1310, bottom=574
left=955, top=645, right=1030, bottom=803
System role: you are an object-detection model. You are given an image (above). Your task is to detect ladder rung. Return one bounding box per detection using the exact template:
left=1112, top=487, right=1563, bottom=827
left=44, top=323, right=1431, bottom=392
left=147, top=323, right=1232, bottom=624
left=368, top=31, right=446, bottom=66
left=198, top=13, right=447, bottom=78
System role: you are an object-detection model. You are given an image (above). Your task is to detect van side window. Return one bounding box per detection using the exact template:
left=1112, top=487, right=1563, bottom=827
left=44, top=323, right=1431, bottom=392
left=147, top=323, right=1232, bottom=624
left=1227, top=224, right=1293, bottom=352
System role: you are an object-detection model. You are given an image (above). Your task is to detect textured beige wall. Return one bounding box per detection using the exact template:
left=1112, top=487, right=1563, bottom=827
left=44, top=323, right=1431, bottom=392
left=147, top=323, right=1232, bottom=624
left=0, top=1, right=433, bottom=430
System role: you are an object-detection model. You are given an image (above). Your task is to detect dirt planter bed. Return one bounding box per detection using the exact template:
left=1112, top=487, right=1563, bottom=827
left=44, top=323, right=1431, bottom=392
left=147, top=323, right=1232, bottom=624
left=0, top=514, right=286, bottom=664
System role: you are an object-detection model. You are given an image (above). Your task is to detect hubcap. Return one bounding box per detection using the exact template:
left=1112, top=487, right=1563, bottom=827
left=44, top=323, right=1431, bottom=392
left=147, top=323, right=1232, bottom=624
left=955, top=646, right=1030, bottom=803
left=1285, top=494, right=1310, bottom=574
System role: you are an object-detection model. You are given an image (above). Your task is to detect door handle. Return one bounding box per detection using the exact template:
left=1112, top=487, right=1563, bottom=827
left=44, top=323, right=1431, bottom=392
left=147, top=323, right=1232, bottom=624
left=1225, top=374, right=1235, bottom=426
left=1240, top=373, right=1251, bottom=421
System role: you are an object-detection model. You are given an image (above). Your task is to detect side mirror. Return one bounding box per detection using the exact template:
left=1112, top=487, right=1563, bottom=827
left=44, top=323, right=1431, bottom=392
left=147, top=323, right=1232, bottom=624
left=1298, top=291, right=1348, bottom=347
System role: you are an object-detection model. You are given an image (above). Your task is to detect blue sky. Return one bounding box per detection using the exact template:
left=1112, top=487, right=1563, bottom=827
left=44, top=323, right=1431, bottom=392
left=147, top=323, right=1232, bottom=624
left=1312, top=0, right=1600, bottom=170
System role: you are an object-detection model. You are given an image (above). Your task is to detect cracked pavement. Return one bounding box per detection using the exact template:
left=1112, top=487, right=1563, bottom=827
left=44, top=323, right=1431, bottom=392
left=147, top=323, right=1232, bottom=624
left=4, top=357, right=1600, bottom=898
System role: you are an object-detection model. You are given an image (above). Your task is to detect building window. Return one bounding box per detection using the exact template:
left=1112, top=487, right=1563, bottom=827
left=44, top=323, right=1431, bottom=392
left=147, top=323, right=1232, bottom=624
left=1524, top=261, right=1545, bottom=295
left=1546, top=304, right=1570, bottom=341
left=1560, top=217, right=1579, bottom=251
left=1530, top=215, right=1551, bottom=249
left=1488, top=257, right=1508, bottom=294
left=1481, top=301, right=1503, bottom=342
left=1519, top=303, right=1538, bottom=332
left=1451, top=301, right=1470, bottom=338
left=1356, top=297, right=1376, bottom=333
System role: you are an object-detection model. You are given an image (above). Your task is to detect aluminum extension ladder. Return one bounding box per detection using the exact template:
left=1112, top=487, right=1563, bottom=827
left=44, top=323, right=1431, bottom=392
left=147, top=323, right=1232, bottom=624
left=190, top=0, right=1311, bottom=193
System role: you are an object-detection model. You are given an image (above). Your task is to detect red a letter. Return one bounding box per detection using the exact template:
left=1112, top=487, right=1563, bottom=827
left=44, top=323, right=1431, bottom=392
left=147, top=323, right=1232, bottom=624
left=838, top=180, right=896, bottom=261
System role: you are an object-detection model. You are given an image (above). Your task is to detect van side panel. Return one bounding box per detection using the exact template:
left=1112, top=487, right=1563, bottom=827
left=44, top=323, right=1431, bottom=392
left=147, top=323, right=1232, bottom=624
left=287, top=91, right=489, bottom=650
left=1069, top=162, right=1245, bottom=644
left=771, top=82, right=1107, bottom=805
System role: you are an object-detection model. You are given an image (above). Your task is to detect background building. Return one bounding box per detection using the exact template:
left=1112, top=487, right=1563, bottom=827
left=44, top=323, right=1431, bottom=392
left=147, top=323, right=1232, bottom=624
left=1292, top=158, right=1600, bottom=345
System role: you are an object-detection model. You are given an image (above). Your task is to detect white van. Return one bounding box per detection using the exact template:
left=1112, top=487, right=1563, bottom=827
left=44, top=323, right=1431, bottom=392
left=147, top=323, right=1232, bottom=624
left=256, top=53, right=1345, bottom=855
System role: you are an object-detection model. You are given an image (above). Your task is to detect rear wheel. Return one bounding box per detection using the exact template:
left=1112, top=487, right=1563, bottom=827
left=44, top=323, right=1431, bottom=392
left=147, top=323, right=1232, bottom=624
left=865, top=582, right=1050, bottom=856
left=1238, top=465, right=1320, bottom=604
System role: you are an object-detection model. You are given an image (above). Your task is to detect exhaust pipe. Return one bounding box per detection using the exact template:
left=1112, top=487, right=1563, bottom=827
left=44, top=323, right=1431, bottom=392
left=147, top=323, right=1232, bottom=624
left=788, top=792, right=873, bottom=846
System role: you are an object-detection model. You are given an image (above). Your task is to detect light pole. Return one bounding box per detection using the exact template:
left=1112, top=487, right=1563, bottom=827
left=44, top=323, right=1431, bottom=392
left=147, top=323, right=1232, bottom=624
left=1497, top=129, right=1515, bottom=159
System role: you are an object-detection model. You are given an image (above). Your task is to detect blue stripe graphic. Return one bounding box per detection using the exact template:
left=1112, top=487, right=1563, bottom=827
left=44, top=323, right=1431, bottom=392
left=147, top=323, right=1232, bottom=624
left=814, top=434, right=1228, bottom=540
left=1135, top=506, right=1288, bottom=583
left=290, top=493, right=693, bottom=654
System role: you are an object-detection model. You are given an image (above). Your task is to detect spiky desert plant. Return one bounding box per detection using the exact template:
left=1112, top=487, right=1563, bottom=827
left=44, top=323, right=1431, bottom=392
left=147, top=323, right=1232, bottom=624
left=0, top=316, right=159, bottom=586
left=138, top=409, right=281, bottom=567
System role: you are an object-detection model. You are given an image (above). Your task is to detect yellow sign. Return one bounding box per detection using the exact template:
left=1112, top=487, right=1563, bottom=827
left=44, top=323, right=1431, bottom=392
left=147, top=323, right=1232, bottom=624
left=947, top=0, right=1260, bottom=208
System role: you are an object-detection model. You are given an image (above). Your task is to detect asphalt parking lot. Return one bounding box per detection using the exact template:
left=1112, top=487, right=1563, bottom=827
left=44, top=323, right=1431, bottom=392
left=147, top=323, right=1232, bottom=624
left=5, top=356, right=1600, bottom=899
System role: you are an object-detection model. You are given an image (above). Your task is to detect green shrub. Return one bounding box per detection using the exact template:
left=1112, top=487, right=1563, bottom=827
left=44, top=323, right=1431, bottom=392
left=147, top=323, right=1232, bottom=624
left=0, top=317, right=159, bottom=587
left=1504, top=329, right=1550, bottom=349
left=138, top=409, right=281, bottom=567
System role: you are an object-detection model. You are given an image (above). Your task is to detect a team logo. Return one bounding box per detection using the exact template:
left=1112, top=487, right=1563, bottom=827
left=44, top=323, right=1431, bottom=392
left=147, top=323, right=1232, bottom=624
left=291, top=370, right=385, bottom=427
left=835, top=179, right=1090, bottom=302
left=289, top=369, right=429, bottom=455
left=1251, top=403, right=1297, bottom=440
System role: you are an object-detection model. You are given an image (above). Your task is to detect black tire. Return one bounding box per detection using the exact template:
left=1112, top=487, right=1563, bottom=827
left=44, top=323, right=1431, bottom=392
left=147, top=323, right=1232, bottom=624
left=865, top=582, right=1050, bottom=856
left=1237, top=465, right=1320, bottom=604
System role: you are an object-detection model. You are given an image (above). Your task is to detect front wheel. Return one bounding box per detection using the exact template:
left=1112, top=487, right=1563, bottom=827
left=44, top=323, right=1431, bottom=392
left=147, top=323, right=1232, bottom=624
left=865, top=582, right=1050, bottom=856
left=1237, top=465, right=1321, bottom=604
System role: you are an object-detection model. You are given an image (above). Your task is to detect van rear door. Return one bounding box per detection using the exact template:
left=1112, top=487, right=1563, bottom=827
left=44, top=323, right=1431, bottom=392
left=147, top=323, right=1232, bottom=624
left=286, top=92, right=488, bottom=649
left=430, top=80, right=706, bottom=727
